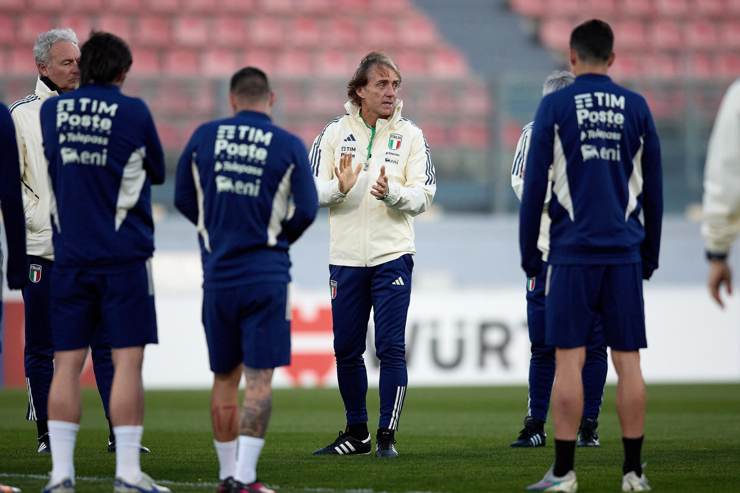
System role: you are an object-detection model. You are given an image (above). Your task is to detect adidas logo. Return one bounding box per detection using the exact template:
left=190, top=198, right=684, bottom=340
left=392, top=277, right=405, bottom=286
left=343, top=134, right=356, bottom=142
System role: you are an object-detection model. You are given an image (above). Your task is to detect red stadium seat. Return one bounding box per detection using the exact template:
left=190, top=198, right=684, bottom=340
left=324, top=17, right=360, bottom=47
left=719, top=21, right=740, bottom=49
left=274, top=50, right=313, bottom=77
left=260, top=0, right=293, bottom=13
left=163, top=50, right=200, bottom=75
left=687, top=54, right=714, bottom=78
left=428, top=48, right=468, bottom=78
left=0, top=15, right=15, bottom=44
left=0, top=0, right=24, bottom=11
left=295, top=0, right=332, bottom=13
left=509, top=0, right=545, bottom=18
left=18, top=15, right=53, bottom=44
left=395, top=50, right=429, bottom=77
left=449, top=123, right=489, bottom=150
left=419, top=123, right=449, bottom=147
left=553, top=0, right=584, bottom=16
left=622, top=0, right=655, bottom=16
left=130, top=49, right=160, bottom=76
left=95, top=16, right=132, bottom=41
left=695, top=0, right=724, bottom=17
left=581, top=0, right=616, bottom=16
left=239, top=49, right=278, bottom=74
left=69, top=0, right=104, bottom=10
left=642, top=54, right=679, bottom=78
left=335, top=0, right=371, bottom=12
left=29, top=0, right=64, bottom=12
left=173, top=16, right=209, bottom=47
left=729, top=0, right=740, bottom=14
left=656, top=0, right=689, bottom=17
left=398, top=15, right=438, bottom=48
left=613, top=20, right=647, bottom=50
left=202, top=49, right=239, bottom=76
left=315, top=49, right=352, bottom=77
left=247, top=16, right=284, bottom=47
left=685, top=20, right=718, bottom=49
left=715, top=53, right=740, bottom=78
left=181, top=0, right=218, bottom=12
left=212, top=17, right=247, bottom=47
left=539, top=19, right=571, bottom=52
left=148, top=0, right=178, bottom=13
left=135, top=16, right=171, bottom=47
left=610, top=53, right=643, bottom=79
left=219, top=0, right=255, bottom=11
left=287, top=17, right=322, bottom=47
left=56, top=16, right=92, bottom=42
left=7, top=47, right=36, bottom=75
left=107, top=0, right=141, bottom=13
left=649, top=20, right=682, bottom=50
left=364, top=17, right=399, bottom=50
left=459, top=80, right=492, bottom=117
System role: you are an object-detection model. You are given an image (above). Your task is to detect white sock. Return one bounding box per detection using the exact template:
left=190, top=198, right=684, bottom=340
left=234, top=436, right=264, bottom=484
left=213, top=439, right=237, bottom=480
left=48, top=420, right=79, bottom=484
left=114, top=425, right=143, bottom=482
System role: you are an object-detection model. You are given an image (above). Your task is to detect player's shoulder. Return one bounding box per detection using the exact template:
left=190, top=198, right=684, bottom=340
left=9, top=93, right=41, bottom=117
left=397, top=117, right=425, bottom=139
left=522, top=121, right=534, bottom=133
left=317, top=114, right=346, bottom=142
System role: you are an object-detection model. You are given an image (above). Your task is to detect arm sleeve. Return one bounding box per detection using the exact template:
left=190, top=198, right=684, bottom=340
left=0, top=105, right=27, bottom=289
left=282, top=138, right=319, bottom=244
left=511, top=125, right=532, bottom=202
left=382, top=128, right=436, bottom=216
left=141, top=105, right=165, bottom=185
left=309, top=121, right=346, bottom=207
left=519, top=100, right=554, bottom=278
left=640, top=104, right=663, bottom=279
left=174, top=129, right=200, bottom=225
left=702, top=80, right=740, bottom=256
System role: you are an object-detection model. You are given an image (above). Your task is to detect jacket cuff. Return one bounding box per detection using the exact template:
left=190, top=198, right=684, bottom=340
left=330, top=180, right=347, bottom=203
left=382, top=181, right=401, bottom=207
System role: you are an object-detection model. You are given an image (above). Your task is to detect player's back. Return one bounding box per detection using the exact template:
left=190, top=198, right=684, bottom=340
left=527, top=74, right=661, bottom=265
left=40, top=83, right=165, bottom=269
left=179, top=110, right=315, bottom=288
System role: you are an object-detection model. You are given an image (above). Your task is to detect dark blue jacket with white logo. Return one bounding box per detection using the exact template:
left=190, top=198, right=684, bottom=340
left=174, top=110, right=318, bottom=289
left=40, top=84, right=165, bottom=269
left=520, top=74, right=663, bottom=278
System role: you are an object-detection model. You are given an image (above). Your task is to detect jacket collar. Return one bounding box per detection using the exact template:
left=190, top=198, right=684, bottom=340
left=35, top=77, right=60, bottom=100
left=344, top=99, right=404, bottom=130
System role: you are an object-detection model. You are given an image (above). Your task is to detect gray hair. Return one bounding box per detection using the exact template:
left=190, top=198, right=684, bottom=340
left=542, top=70, right=575, bottom=96
left=33, top=28, right=78, bottom=65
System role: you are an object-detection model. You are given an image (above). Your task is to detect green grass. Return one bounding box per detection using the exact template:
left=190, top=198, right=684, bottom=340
left=1, top=384, right=740, bottom=492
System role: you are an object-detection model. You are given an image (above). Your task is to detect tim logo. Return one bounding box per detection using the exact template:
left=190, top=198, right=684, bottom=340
left=574, top=93, right=594, bottom=109
left=29, top=264, right=42, bottom=283
left=216, top=125, right=236, bottom=140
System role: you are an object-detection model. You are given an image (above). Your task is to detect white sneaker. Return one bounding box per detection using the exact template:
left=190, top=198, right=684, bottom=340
left=113, top=473, right=171, bottom=493
left=622, top=471, right=651, bottom=491
left=526, top=466, right=578, bottom=492
left=41, top=478, right=74, bottom=493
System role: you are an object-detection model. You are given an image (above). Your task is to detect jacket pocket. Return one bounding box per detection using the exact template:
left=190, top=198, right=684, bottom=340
left=22, top=185, right=42, bottom=233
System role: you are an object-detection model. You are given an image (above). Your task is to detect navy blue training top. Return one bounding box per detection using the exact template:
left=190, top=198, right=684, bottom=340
left=40, top=84, right=165, bottom=269
left=174, top=110, right=318, bottom=289
left=0, top=103, right=27, bottom=288
left=520, top=74, right=663, bottom=279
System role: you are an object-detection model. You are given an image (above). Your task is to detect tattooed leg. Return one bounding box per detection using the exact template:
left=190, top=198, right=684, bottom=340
left=211, top=364, right=242, bottom=442
left=240, top=367, right=274, bottom=438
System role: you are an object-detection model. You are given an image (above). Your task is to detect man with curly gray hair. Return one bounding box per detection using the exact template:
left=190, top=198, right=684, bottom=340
left=9, top=28, right=140, bottom=457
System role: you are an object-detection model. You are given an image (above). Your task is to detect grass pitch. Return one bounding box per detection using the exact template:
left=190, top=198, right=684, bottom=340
left=1, top=384, right=739, bottom=492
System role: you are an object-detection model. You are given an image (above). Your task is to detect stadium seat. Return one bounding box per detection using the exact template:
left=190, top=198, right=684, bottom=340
left=459, top=80, right=492, bottom=117
left=260, top=0, right=294, bottom=14
left=656, top=0, right=689, bottom=17
left=729, top=0, right=740, bottom=14
left=419, top=123, right=449, bottom=147
left=695, top=0, right=724, bottom=17
left=274, top=50, right=313, bottom=77
left=449, top=123, right=489, bottom=150
left=130, top=49, right=160, bottom=76
left=0, top=15, right=15, bottom=44
left=687, top=54, right=714, bottom=79
left=551, top=0, right=584, bottom=16
left=107, top=0, right=142, bottom=13
left=580, top=0, right=616, bottom=16
left=0, top=0, right=24, bottom=10
left=650, top=20, right=682, bottom=50
left=96, top=15, right=132, bottom=41
left=163, top=50, right=201, bottom=75
left=248, top=16, right=285, bottom=47
left=29, top=0, right=64, bottom=12
left=539, top=19, right=571, bottom=51
left=622, top=0, right=655, bottom=16
left=202, top=49, right=239, bottom=77
left=219, top=0, right=256, bottom=12
left=315, top=49, right=352, bottom=77
left=429, top=48, right=468, bottom=78
left=719, top=21, right=740, bottom=49
left=135, top=16, right=172, bottom=47
left=288, top=17, right=322, bottom=47
left=335, top=0, right=371, bottom=12
left=68, top=0, right=104, bottom=10
left=610, top=53, right=642, bottom=79
left=56, top=16, right=92, bottom=42
left=398, top=15, right=438, bottom=48
left=295, top=0, right=332, bottom=13
left=173, top=16, right=209, bottom=47
left=324, top=17, right=360, bottom=47
left=509, top=0, right=546, bottom=18
left=613, top=20, right=647, bottom=50
left=715, top=53, right=740, bottom=78
left=212, top=17, right=247, bottom=47
left=685, top=20, right=718, bottom=49
left=395, top=50, right=429, bottom=77
left=7, top=47, right=36, bottom=75
left=364, top=17, right=399, bottom=49
left=18, top=14, right=53, bottom=44
left=240, top=49, right=278, bottom=74
left=642, top=54, right=679, bottom=78
left=147, top=0, right=178, bottom=13
left=181, top=0, right=220, bottom=12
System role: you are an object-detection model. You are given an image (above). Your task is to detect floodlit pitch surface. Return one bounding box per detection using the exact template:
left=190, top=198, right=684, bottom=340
left=1, top=385, right=739, bottom=492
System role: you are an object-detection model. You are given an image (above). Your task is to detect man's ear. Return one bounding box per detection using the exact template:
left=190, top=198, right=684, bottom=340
left=568, top=48, right=578, bottom=71
left=229, top=92, right=238, bottom=113
left=38, top=63, right=49, bottom=78
left=607, top=52, right=615, bottom=68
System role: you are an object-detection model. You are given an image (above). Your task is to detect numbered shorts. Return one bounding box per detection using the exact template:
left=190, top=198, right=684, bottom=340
left=51, top=260, right=158, bottom=350
left=545, top=262, right=646, bottom=351
left=202, top=282, right=290, bottom=373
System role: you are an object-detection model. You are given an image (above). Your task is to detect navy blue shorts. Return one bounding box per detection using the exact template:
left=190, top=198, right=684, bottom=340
left=50, top=260, right=158, bottom=351
left=545, top=263, right=646, bottom=351
left=202, top=282, right=290, bottom=374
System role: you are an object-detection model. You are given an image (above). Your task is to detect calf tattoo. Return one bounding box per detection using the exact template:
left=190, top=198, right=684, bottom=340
left=240, top=367, right=274, bottom=438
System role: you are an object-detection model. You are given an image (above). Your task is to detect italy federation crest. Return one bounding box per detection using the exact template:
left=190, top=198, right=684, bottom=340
left=29, top=264, right=43, bottom=283
left=527, top=277, right=536, bottom=292
left=388, top=133, right=402, bottom=150
left=330, top=280, right=338, bottom=300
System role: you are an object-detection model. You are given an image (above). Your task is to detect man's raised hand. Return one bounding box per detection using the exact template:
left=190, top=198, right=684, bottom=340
left=371, top=165, right=389, bottom=200
left=334, top=153, right=362, bottom=194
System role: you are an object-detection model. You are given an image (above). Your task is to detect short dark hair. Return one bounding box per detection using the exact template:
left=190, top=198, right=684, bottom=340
left=79, top=31, right=131, bottom=85
left=347, top=52, right=401, bottom=107
left=230, top=67, right=271, bottom=103
left=570, top=19, right=614, bottom=64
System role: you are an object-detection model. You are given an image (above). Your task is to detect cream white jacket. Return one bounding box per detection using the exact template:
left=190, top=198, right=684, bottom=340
left=310, top=100, right=436, bottom=267
left=702, top=79, right=740, bottom=255
left=10, top=78, right=58, bottom=260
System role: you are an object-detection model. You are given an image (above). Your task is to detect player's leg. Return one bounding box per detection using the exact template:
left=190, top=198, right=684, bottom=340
left=601, top=263, right=650, bottom=491
left=513, top=266, right=551, bottom=447
left=371, top=254, right=413, bottom=458
left=578, top=320, right=608, bottom=447
left=89, top=327, right=117, bottom=452
left=232, top=282, right=287, bottom=493
left=105, top=261, right=169, bottom=493
left=202, top=286, right=244, bottom=490
left=314, top=265, right=373, bottom=454
left=22, top=256, right=54, bottom=453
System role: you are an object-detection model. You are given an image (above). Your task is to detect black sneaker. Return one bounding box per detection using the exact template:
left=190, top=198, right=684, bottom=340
left=107, top=439, right=152, bottom=454
left=37, top=432, right=50, bottom=454
left=375, top=428, right=398, bottom=458
left=510, top=416, right=546, bottom=448
left=577, top=417, right=600, bottom=447
left=312, top=430, right=371, bottom=455
left=216, top=476, right=236, bottom=493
